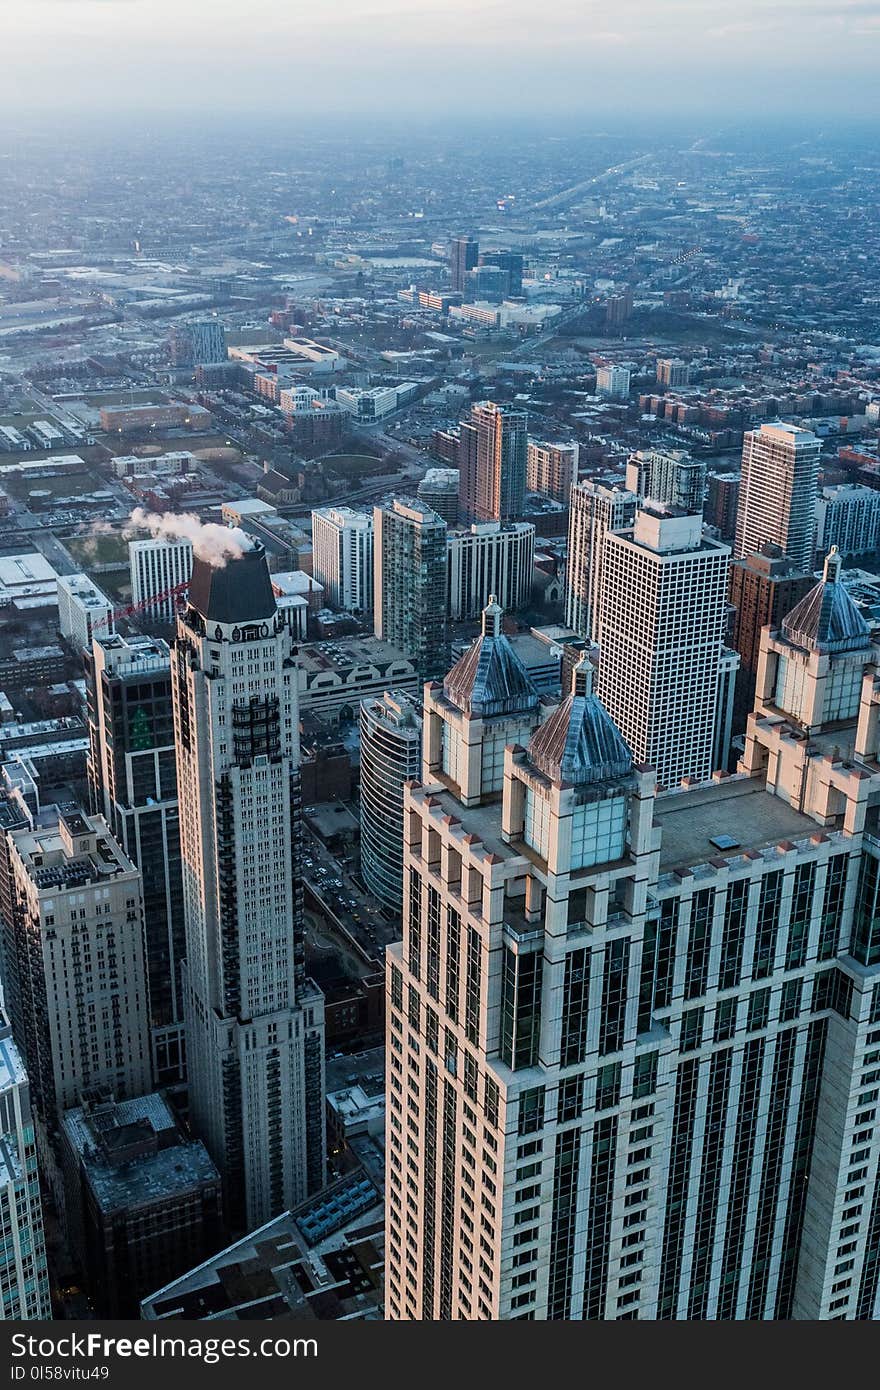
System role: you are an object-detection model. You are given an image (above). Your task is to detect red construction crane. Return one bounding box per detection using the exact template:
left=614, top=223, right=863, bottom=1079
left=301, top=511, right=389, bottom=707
left=92, top=579, right=191, bottom=632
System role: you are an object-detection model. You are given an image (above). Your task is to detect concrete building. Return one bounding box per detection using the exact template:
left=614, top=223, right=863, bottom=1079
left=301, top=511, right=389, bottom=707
left=85, top=634, right=186, bottom=1085
left=297, top=637, right=419, bottom=725
left=173, top=542, right=325, bottom=1231
left=735, top=422, right=822, bottom=573
left=597, top=507, right=731, bottom=790
left=0, top=1013, right=51, bottom=1319
left=417, top=468, right=461, bottom=525
left=373, top=499, right=448, bottom=681
left=3, top=809, right=152, bottom=1130
left=168, top=319, right=227, bottom=367
left=446, top=522, right=535, bottom=622
left=595, top=365, right=631, bottom=400
left=450, top=236, right=479, bottom=294
left=458, top=402, right=529, bottom=526
left=526, top=440, right=579, bottom=504
left=387, top=569, right=880, bottom=1319
left=61, top=1091, right=222, bottom=1317
left=311, top=507, right=374, bottom=613
left=728, top=544, right=813, bottom=731
left=625, top=449, right=707, bottom=515
left=129, top=535, right=193, bottom=625
left=57, top=574, right=115, bottom=653
left=565, top=481, right=639, bottom=641
left=359, top=691, right=422, bottom=911
left=816, top=484, right=880, bottom=559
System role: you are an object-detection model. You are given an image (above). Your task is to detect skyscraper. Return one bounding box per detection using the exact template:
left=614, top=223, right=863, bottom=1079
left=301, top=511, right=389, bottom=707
left=564, top=480, right=638, bottom=641
left=130, top=536, right=194, bottom=626
left=0, top=1012, right=51, bottom=1319
left=526, top=439, right=579, bottom=503
left=311, top=506, right=374, bottom=612
left=359, top=690, right=422, bottom=911
left=728, top=543, right=813, bottom=732
left=85, top=633, right=186, bottom=1084
left=173, top=541, right=325, bottom=1231
left=458, top=402, right=528, bottom=526
left=597, top=506, right=730, bottom=790
left=734, top=422, right=822, bottom=572
left=373, top=498, right=448, bottom=680
left=387, top=574, right=880, bottom=1320
left=446, top=522, right=534, bottom=621
left=449, top=236, right=479, bottom=294
left=57, top=573, right=114, bottom=653
left=478, top=250, right=524, bottom=298
left=625, top=448, right=706, bottom=515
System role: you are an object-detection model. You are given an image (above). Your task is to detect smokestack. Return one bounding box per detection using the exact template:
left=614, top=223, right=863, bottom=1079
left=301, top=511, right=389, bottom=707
left=127, top=508, right=256, bottom=569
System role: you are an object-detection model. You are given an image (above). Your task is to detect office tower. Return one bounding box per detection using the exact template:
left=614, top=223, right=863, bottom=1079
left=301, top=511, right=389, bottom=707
left=467, top=265, right=508, bottom=303
left=458, top=402, right=528, bottom=526
left=373, top=499, right=448, bottom=681
left=526, top=440, right=579, bottom=503
left=85, top=633, right=186, bottom=1084
left=625, top=449, right=706, bottom=515
left=56, top=573, right=114, bottom=653
left=311, top=506, right=374, bottom=613
left=478, top=250, right=524, bottom=298
left=734, top=422, right=822, bottom=572
left=728, top=543, right=813, bottom=731
left=595, top=365, right=631, bottom=400
left=173, top=541, right=325, bottom=1231
left=597, top=506, right=730, bottom=790
left=130, top=536, right=193, bottom=625
left=705, top=471, right=740, bottom=542
left=359, top=690, right=422, bottom=910
left=169, top=319, right=227, bottom=368
left=60, top=1091, right=222, bottom=1317
left=656, top=358, right=690, bottom=388
left=0, top=1012, right=51, bottom=1319
left=816, top=484, right=880, bottom=558
left=450, top=236, right=479, bottom=293
left=4, top=809, right=152, bottom=1129
left=417, top=468, right=461, bottom=525
left=388, top=582, right=880, bottom=1321
left=446, top=522, right=535, bottom=621
left=565, top=480, right=639, bottom=641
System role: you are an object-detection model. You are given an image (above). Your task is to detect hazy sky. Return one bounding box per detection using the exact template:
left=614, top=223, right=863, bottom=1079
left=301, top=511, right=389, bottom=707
left=3, top=0, right=880, bottom=121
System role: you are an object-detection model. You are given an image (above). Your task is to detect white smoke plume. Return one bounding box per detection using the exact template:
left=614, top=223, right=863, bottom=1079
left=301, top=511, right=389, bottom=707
left=126, top=508, right=256, bottom=569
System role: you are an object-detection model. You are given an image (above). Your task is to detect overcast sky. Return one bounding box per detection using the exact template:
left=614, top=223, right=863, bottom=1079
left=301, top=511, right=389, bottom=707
left=3, top=0, right=879, bottom=122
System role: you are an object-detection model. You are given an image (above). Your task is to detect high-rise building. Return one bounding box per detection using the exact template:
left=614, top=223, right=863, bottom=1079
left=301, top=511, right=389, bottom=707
left=458, top=402, right=528, bottom=526
left=417, top=468, right=461, bottom=525
left=526, top=440, right=579, bottom=503
left=597, top=506, right=731, bottom=790
left=85, top=633, right=186, bottom=1084
left=169, top=319, right=227, bottom=368
left=449, top=236, right=479, bottom=294
left=4, top=808, right=152, bottom=1129
left=57, top=573, right=114, bottom=653
left=388, top=572, right=880, bottom=1320
left=625, top=448, right=706, bottom=515
left=734, top=422, right=821, bottom=572
left=173, top=541, right=325, bottom=1231
left=595, top=365, right=631, bottom=400
left=815, top=484, right=880, bottom=559
left=359, top=690, right=422, bottom=911
left=656, top=357, right=690, bottom=388
left=446, top=522, right=535, bottom=621
left=564, top=480, right=639, bottom=641
left=0, top=1012, right=51, bottom=1319
left=478, top=250, right=524, bottom=297
left=311, top=506, right=374, bottom=612
left=373, top=499, right=448, bottom=681
left=728, top=543, right=813, bottom=731
left=705, top=471, right=740, bottom=542
left=130, top=536, right=194, bottom=626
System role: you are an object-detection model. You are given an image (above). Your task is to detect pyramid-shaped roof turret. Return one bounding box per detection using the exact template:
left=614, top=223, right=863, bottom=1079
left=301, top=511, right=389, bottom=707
left=443, top=598, right=539, bottom=718
left=782, top=548, right=870, bottom=654
left=527, top=653, right=632, bottom=787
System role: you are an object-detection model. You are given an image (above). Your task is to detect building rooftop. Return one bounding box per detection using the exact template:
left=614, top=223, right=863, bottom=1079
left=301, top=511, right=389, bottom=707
left=654, top=776, right=826, bottom=873
left=782, top=549, right=871, bottom=654
left=444, top=600, right=539, bottom=718
left=188, top=542, right=276, bottom=626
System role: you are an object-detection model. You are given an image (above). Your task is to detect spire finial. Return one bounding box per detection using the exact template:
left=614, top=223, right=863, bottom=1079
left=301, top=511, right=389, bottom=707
left=482, top=595, right=503, bottom=638
left=572, top=649, right=594, bottom=697
left=823, top=546, right=841, bottom=584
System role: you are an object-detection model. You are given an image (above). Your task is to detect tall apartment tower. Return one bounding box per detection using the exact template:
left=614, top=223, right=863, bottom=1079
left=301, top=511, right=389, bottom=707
left=311, top=506, right=374, bottom=612
left=728, top=543, right=813, bottom=733
left=625, top=449, right=707, bottom=515
left=130, top=536, right=194, bottom=626
left=173, top=541, right=325, bottom=1232
left=564, top=480, right=639, bottom=641
left=0, top=1012, right=51, bottom=1319
left=526, top=439, right=579, bottom=504
left=388, top=570, right=880, bottom=1321
left=359, top=690, right=422, bottom=911
left=597, top=506, right=731, bottom=790
left=373, top=499, right=448, bottom=680
left=57, top=573, right=114, bottom=654
left=85, top=633, right=186, bottom=1084
left=458, top=402, right=528, bottom=526
left=734, top=422, right=822, bottom=573
left=446, top=522, right=535, bottom=622
left=4, top=809, right=152, bottom=1130
left=450, top=236, right=479, bottom=294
